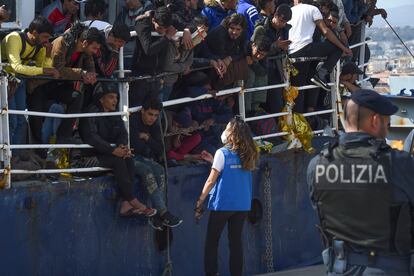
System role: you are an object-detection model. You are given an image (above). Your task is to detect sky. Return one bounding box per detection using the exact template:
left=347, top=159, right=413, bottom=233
left=377, top=0, right=413, bottom=9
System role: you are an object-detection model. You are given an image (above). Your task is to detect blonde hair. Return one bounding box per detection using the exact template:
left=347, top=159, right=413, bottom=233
left=226, top=116, right=259, bottom=171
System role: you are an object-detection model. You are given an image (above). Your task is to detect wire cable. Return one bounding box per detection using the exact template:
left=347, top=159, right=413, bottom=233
left=381, top=15, right=414, bottom=59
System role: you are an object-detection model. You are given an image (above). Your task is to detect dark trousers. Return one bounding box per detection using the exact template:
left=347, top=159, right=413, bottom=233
left=204, top=211, right=247, bottom=276
left=28, top=82, right=83, bottom=142
left=128, top=79, right=161, bottom=108
left=97, top=155, right=135, bottom=201
left=289, top=41, right=342, bottom=113
left=349, top=24, right=371, bottom=66
left=349, top=24, right=362, bottom=62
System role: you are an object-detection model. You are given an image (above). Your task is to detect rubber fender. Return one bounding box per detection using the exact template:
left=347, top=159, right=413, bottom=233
left=248, top=198, right=263, bottom=225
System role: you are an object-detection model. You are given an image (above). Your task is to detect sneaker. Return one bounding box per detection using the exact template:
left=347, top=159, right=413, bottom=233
left=149, top=215, right=164, bottom=231
left=311, top=74, right=330, bottom=91
left=161, top=211, right=183, bottom=228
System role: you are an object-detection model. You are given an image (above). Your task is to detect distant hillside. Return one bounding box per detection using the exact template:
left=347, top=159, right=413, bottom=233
left=373, top=5, right=414, bottom=27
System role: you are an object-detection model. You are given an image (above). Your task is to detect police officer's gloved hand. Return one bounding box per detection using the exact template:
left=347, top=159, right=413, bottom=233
left=194, top=198, right=205, bottom=224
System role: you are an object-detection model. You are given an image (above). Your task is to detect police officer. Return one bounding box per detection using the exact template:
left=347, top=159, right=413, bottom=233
left=307, top=89, right=414, bottom=275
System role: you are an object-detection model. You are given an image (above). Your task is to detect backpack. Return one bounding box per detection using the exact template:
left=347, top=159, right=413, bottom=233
left=0, top=29, right=42, bottom=62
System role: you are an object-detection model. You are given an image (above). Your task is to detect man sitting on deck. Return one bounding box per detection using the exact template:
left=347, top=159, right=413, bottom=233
left=130, top=97, right=183, bottom=230
left=79, top=82, right=157, bottom=218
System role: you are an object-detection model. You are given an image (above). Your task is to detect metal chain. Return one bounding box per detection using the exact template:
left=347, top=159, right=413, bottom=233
left=263, top=162, right=274, bottom=272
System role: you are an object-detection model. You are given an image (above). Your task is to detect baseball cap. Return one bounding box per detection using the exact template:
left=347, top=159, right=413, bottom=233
left=351, top=89, right=398, bottom=116
left=341, top=62, right=364, bottom=75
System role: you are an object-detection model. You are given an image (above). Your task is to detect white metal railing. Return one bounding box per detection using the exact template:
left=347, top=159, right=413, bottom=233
left=0, top=26, right=372, bottom=188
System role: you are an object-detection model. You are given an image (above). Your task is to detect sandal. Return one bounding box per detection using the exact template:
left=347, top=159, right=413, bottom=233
left=135, top=207, right=157, bottom=217
left=120, top=207, right=157, bottom=218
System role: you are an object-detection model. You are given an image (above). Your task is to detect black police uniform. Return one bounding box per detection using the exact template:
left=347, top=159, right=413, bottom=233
left=307, top=90, right=414, bottom=275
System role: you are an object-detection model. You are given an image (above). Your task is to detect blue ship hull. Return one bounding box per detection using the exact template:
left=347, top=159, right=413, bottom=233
left=0, top=138, right=332, bottom=276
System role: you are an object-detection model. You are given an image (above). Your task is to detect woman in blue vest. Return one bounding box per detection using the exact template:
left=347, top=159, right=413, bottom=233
left=195, top=116, right=260, bottom=276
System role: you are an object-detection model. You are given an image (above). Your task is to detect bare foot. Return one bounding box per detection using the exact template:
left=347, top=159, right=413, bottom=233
left=129, top=198, right=147, bottom=210
left=120, top=201, right=133, bottom=214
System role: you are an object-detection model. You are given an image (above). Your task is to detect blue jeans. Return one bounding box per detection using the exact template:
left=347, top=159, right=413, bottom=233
left=9, top=80, right=27, bottom=144
left=133, top=156, right=167, bottom=214
left=159, top=84, right=173, bottom=102
left=41, top=103, right=64, bottom=144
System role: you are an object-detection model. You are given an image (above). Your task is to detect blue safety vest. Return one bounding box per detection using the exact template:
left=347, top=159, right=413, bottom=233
left=208, top=147, right=252, bottom=211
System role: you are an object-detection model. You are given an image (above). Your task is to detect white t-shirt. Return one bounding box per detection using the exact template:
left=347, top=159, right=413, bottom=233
left=288, top=3, right=323, bottom=54
left=83, top=20, right=111, bottom=31
left=211, top=149, right=225, bottom=172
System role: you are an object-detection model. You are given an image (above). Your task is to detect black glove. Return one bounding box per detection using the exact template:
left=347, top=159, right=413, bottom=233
left=194, top=198, right=205, bottom=224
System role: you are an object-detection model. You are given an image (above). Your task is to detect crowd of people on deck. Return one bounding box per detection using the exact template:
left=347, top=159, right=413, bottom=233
left=0, top=1, right=391, bottom=275
left=0, top=0, right=386, bottom=234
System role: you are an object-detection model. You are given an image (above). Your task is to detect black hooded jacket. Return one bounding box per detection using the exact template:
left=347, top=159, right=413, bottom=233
left=79, top=103, right=128, bottom=155
left=131, top=16, right=170, bottom=76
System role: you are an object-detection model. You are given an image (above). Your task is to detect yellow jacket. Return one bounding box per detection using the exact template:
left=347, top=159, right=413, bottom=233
left=1, top=31, right=53, bottom=76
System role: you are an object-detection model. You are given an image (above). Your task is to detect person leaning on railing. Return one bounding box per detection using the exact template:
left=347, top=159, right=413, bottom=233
left=244, top=36, right=272, bottom=114
left=1, top=16, right=60, bottom=145
left=79, top=82, right=157, bottom=218
left=128, top=7, right=177, bottom=107
left=28, top=23, right=104, bottom=144
left=93, top=23, right=131, bottom=78
left=288, top=0, right=352, bottom=113
left=252, top=4, right=292, bottom=114
left=206, top=14, right=249, bottom=90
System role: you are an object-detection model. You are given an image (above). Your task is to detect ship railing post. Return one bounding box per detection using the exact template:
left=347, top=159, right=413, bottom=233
left=359, top=23, right=367, bottom=82
left=118, top=46, right=130, bottom=147
left=331, top=60, right=340, bottom=131
left=284, top=57, right=293, bottom=126
left=0, top=66, right=11, bottom=188
left=238, top=80, right=246, bottom=120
